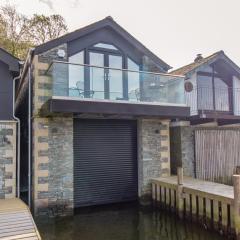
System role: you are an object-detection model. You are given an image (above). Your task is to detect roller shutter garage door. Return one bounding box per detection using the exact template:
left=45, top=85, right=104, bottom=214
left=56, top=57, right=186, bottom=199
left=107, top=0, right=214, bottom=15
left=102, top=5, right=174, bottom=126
left=74, top=119, right=138, bottom=208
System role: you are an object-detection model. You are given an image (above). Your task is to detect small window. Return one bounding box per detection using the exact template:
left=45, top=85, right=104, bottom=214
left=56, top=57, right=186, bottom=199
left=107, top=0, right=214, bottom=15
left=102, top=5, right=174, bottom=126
left=93, top=43, right=118, bottom=50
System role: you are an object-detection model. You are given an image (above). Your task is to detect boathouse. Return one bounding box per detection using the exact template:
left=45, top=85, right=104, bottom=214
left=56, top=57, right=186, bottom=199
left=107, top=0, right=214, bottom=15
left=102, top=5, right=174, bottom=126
left=170, top=51, right=240, bottom=184
left=15, top=16, right=189, bottom=216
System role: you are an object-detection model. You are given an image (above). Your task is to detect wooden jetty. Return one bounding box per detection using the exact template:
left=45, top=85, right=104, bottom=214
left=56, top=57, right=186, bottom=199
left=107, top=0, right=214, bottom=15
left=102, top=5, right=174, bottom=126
left=151, top=168, right=240, bottom=238
left=0, top=198, right=41, bottom=240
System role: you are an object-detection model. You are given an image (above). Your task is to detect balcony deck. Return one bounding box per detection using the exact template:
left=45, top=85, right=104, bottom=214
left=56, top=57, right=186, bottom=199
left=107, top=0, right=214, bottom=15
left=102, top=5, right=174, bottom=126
left=43, top=61, right=190, bottom=118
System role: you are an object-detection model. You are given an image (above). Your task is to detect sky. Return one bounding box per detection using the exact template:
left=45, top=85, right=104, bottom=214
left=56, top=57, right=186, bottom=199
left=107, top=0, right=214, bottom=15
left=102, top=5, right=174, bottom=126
left=2, top=0, right=240, bottom=70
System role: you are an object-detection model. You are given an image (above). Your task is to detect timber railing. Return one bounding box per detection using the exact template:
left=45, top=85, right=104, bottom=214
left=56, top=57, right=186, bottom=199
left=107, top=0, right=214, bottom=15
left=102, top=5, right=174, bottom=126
left=151, top=168, right=240, bottom=239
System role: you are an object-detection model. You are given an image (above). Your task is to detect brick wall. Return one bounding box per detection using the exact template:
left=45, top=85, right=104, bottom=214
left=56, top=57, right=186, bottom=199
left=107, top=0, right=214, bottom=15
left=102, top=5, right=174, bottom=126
left=0, top=121, right=16, bottom=199
left=138, top=119, right=170, bottom=201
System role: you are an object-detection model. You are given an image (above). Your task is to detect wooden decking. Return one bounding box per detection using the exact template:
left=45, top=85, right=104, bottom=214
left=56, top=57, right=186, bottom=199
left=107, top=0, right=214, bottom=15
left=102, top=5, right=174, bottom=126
left=152, top=175, right=234, bottom=200
left=151, top=174, right=238, bottom=237
left=0, top=198, right=41, bottom=240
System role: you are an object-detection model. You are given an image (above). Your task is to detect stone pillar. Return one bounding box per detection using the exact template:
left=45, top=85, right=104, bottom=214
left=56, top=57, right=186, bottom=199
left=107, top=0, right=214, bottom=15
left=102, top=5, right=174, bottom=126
left=170, top=122, right=195, bottom=177
left=33, top=117, right=73, bottom=216
left=138, top=118, right=170, bottom=203
left=0, top=121, right=16, bottom=199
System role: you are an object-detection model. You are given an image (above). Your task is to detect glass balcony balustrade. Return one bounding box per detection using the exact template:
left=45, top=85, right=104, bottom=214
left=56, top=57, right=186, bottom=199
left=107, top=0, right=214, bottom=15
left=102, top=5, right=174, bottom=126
left=45, top=61, right=186, bottom=106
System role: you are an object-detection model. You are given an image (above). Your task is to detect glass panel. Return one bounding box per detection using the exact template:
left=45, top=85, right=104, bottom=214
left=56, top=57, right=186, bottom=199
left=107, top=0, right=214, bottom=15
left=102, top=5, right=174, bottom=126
left=89, top=52, right=105, bottom=99
left=94, top=43, right=118, bottom=50
left=128, top=58, right=140, bottom=101
left=214, top=77, right=229, bottom=111
left=47, top=62, right=185, bottom=106
left=109, top=55, right=123, bottom=100
left=69, top=51, right=84, bottom=97
left=197, top=75, right=214, bottom=110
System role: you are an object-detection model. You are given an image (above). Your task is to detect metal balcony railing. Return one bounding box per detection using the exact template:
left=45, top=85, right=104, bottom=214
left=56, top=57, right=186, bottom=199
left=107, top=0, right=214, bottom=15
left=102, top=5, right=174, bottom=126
left=185, top=86, right=240, bottom=116
left=45, top=61, right=186, bottom=106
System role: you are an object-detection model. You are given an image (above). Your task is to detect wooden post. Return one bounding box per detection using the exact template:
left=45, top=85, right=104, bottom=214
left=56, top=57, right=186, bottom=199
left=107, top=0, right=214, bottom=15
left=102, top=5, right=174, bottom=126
left=233, top=175, right=240, bottom=239
left=177, top=167, right=184, bottom=218
left=177, top=167, right=183, bottom=185
left=236, top=167, right=240, bottom=175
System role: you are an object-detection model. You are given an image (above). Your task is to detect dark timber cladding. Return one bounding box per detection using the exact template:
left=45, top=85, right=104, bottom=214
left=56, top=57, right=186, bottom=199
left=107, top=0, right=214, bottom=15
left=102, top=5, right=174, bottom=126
left=73, top=119, right=138, bottom=207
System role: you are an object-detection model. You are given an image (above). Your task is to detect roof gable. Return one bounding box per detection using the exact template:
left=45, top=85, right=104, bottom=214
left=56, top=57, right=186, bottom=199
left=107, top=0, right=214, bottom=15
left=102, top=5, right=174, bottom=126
left=170, top=51, right=240, bottom=77
left=34, top=16, right=171, bottom=71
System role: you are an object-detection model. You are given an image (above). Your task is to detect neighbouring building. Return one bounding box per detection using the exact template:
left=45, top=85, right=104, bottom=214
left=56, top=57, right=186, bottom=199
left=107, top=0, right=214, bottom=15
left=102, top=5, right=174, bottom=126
left=15, top=16, right=189, bottom=216
left=0, top=48, right=20, bottom=199
left=170, top=51, right=240, bottom=184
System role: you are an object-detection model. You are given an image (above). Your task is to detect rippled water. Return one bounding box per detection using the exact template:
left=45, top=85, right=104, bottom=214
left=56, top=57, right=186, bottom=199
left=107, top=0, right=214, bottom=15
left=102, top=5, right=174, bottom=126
left=36, top=202, right=227, bottom=240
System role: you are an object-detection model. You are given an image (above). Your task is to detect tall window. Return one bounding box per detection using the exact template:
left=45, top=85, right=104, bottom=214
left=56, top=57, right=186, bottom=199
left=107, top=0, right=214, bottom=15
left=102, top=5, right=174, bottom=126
left=69, top=51, right=84, bottom=97
left=197, top=74, right=229, bottom=111
left=128, top=58, right=140, bottom=101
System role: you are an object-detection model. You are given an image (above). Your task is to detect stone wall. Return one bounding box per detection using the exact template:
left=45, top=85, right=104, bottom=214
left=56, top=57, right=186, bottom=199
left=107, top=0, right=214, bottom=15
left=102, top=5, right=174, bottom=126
left=138, top=119, right=170, bottom=201
left=0, top=121, right=16, bottom=199
left=32, top=45, right=73, bottom=216
left=170, top=123, right=195, bottom=177
left=33, top=117, right=73, bottom=216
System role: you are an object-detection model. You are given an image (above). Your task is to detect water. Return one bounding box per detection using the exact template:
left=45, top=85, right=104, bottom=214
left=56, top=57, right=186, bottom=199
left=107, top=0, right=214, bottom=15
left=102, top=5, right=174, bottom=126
left=36, top=202, right=227, bottom=240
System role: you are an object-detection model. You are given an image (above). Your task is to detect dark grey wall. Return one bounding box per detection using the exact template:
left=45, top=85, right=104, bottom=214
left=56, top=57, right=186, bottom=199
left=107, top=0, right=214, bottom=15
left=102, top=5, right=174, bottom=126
left=0, top=60, right=13, bottom=120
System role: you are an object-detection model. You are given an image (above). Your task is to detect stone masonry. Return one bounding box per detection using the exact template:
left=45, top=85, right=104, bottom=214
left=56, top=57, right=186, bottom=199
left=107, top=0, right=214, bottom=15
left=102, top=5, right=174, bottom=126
left=138, top=119, right=170, bottom=201
left=170, top=122, right=195, bottom=177
left=0, top=121, right=16, bottom=199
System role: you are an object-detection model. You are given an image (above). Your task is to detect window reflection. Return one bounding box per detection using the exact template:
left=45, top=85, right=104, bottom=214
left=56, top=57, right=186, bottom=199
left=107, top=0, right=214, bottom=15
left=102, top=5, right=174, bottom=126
left=109, top=55, right=123, bottom=100
left=94, top=43, right=118, bottom=50
left=128, top=58, right=140, bottom=101
left=89, top=52, right=105, bottom=99
left=69, top=51, right=84, bottom=97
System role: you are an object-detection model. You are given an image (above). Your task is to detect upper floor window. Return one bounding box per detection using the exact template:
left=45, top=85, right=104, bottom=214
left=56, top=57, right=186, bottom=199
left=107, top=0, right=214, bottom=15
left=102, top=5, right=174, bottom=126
left=69, top=51, right=84, bottom=97
left=93, top=43, right=118, bottom=50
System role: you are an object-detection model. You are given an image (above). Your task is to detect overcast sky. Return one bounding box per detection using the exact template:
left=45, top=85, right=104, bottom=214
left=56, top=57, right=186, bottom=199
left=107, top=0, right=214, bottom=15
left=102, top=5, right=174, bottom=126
left=3, top=0, right=240, bottom=70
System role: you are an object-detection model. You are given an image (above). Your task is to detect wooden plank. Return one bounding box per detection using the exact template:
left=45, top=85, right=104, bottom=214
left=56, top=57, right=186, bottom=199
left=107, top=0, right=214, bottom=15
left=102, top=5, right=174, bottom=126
left=0, top=225, right=35, bottom=235
left=185, top=194, right=191, bottom=216
left=0, top=199, right=40, bottom=240
left=152, top=183, right=156, bottom=200
left=206, top=198, right=212, bottom=221
left=213, top=200, right=219, bottom=226
left=0, top=222, right=33, bottom=231
left=0, top=233, right=37, bottom=240
left=161, top=186, right=165, bottom=205
left=156, top=185, right=160, bottom=202
left=198, top=196, right=204, bottom=220
left=230, top=205, right=234, bottom=229
left=221, top=202, right=228, bottom=228
left=166, top=188, right=170, bottom=207
left=0, top=229, right=35, bottom=238
left=170, top=189, right=175, bottom=210
left=0, top=220, right=32, bottom=228
left=191, top=194, right=197, bottom=217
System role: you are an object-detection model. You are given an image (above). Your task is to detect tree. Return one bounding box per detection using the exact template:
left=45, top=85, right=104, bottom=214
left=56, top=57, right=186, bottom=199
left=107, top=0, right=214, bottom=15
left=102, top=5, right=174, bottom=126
left=0, top=4, right=68, bottom=59
left=28, top=14, right=68, bottom=45
left=0, top=4, right=32, bottom=59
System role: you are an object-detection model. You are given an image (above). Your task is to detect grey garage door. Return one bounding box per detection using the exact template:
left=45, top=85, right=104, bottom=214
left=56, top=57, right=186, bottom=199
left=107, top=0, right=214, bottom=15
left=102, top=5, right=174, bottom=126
left=73, top=119, right=138, bottom=208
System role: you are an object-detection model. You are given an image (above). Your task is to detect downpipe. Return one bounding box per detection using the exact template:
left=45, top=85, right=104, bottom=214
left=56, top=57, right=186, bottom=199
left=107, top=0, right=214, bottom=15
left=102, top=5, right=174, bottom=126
left=28, top=62, right=32, bottom=208
left=13, top=76, right=21, bottom=198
